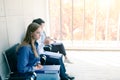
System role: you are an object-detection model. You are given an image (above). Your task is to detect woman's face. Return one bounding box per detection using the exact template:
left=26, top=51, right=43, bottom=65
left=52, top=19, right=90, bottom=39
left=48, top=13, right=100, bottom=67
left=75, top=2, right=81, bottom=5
left=31, top=27, right=41, bottom=40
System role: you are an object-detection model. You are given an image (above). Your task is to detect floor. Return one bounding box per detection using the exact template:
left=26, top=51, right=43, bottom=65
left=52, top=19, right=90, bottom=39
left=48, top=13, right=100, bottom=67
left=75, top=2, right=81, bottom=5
left=65, top=51, right=120, bottom=80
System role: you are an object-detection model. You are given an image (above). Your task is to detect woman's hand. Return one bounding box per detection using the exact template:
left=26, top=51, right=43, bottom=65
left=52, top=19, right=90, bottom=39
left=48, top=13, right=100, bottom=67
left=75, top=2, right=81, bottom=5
left=35, top=64, right=43, bottom=70
left=44, top=37, right=51, bottom=45
left=44, top=36, right=57, bottom=45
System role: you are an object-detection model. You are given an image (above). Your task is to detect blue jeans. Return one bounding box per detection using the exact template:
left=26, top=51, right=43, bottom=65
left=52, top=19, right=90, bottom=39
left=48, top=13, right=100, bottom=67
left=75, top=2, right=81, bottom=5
left=43, top=53, right=67, bottom=79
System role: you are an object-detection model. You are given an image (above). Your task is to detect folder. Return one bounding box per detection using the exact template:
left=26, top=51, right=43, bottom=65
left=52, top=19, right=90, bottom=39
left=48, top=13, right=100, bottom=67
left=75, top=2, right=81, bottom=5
left=41, top=51, right=62, bottom=58
left=35, top=65, right=60, bottom=74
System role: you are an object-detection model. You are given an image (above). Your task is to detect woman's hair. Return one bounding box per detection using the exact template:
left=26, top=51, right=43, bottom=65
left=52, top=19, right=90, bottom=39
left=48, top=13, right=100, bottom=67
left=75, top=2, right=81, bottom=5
left=23, top=22, right=40, bottom=43
left=20, top=23, right=40, bottom=57
left=32, top=18, right=45, bottom=25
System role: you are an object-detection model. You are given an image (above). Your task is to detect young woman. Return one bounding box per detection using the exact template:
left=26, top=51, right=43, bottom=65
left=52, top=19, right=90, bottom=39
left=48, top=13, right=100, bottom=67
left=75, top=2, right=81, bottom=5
left=17, top=23, right=43, bottom=73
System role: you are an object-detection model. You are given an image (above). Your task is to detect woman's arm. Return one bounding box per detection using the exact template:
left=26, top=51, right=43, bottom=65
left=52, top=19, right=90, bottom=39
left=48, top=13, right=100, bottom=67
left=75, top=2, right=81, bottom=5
left=17, top=46, right=34, bottom=73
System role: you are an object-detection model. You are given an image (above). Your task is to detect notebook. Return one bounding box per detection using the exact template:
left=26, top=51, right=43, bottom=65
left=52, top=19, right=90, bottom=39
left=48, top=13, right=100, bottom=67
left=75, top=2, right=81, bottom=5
left=41, top=51, right=62, bottom=58
left=35, top=65, right=60, bottom=74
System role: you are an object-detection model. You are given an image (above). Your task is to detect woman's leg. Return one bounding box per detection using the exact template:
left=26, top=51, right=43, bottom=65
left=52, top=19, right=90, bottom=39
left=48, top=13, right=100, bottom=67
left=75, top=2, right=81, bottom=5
left=51, top=43, right=66, bottom=56
left=51, top=43, right=72, bottom=64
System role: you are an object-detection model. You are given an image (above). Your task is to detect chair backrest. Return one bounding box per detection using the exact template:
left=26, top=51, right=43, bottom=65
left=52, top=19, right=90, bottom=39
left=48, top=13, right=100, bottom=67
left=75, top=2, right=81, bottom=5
left=3, top=43, right=19, bottom=73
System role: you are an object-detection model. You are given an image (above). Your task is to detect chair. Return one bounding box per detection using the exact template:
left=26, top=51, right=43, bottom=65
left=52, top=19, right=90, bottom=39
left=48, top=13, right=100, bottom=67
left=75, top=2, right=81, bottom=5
left=3, top=43, right=36, bottom=80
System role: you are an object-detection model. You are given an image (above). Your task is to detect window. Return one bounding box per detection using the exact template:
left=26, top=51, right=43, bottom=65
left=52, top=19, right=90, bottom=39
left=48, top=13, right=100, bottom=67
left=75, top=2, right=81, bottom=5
left=48, top=0, right=120, bottom=49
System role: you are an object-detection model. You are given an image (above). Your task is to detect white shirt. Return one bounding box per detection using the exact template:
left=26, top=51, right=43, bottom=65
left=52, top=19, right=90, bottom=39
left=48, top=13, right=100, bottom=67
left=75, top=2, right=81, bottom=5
left=37, top=31, right=46, bottom=54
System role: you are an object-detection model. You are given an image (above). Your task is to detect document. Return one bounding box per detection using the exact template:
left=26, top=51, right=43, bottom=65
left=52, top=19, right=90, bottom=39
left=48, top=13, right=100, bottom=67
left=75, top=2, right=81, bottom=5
left=35, top=65, right=60, bottom=74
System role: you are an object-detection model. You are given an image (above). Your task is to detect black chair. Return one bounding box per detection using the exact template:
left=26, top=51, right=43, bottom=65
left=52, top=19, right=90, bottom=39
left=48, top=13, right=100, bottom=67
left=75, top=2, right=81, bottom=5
left=3, top=43, right=36, bottom=80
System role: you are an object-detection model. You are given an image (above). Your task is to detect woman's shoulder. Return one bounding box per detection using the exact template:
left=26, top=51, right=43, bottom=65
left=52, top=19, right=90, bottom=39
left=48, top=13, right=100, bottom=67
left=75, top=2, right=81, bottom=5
left=21, top=44, right=31, bottom=48
left=18, top=44, right=31, bottom=51
left=16, top=44, right=31, bottom=55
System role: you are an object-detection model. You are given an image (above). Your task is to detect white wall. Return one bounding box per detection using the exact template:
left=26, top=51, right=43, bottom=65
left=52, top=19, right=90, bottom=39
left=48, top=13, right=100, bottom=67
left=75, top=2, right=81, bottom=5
left=0, top=0, right=47, bottom=79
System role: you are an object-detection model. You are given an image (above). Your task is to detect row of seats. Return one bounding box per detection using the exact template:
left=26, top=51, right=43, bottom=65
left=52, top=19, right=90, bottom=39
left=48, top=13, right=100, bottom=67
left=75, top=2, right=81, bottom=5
left=3, top=43, right=60, bottom=80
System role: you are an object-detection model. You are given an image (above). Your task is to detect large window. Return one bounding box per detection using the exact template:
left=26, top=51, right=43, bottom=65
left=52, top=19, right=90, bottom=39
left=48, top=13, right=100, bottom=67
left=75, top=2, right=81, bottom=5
left=48, top=0, right=120, bottom=49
